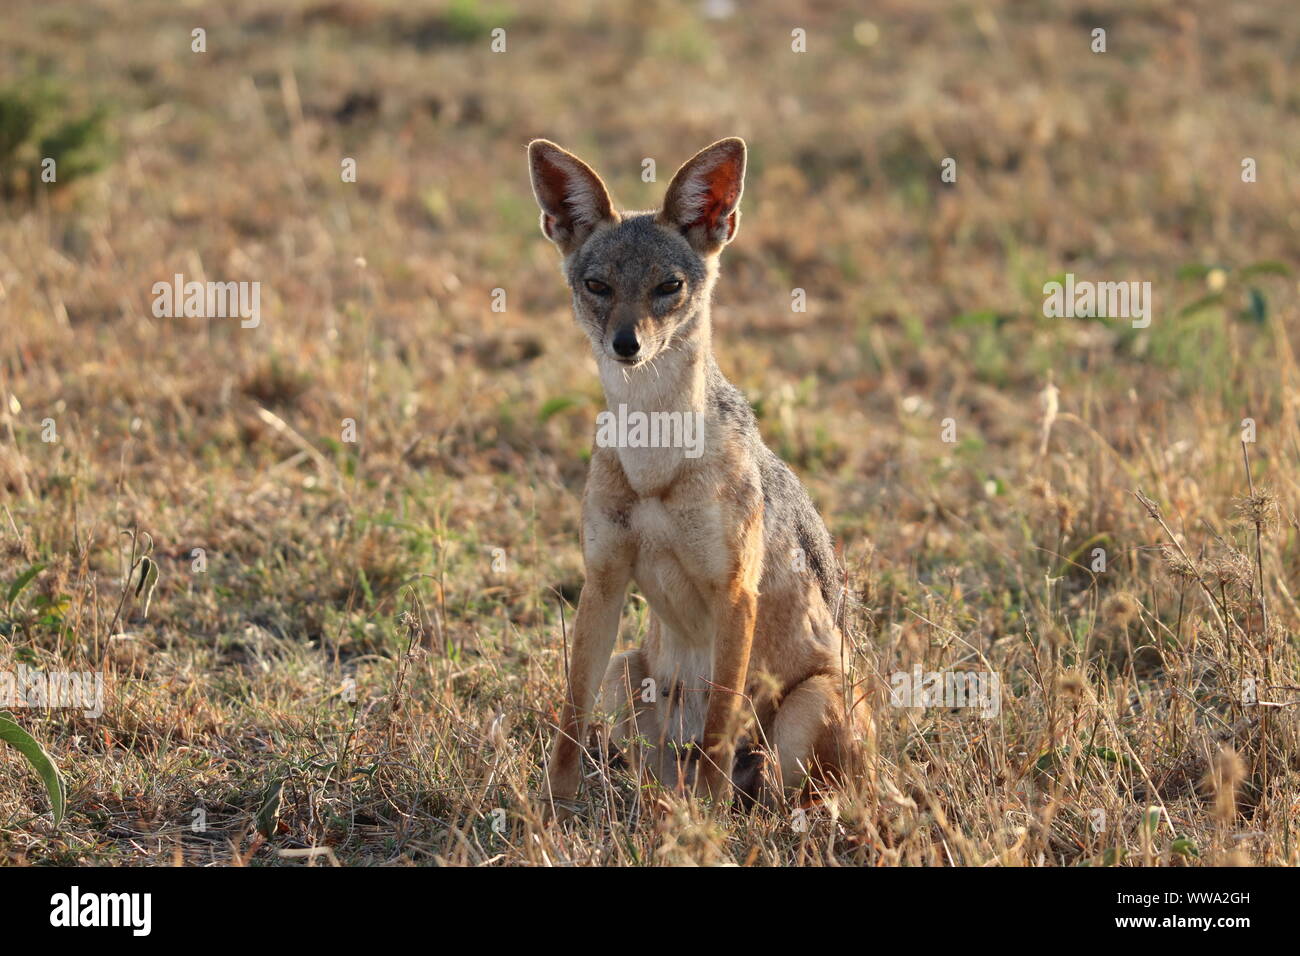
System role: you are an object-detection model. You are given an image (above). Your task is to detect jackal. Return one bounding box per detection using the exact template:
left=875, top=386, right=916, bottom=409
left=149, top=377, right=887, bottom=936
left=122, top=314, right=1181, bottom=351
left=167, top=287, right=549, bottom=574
left=529, top=137, right=865, bottom=811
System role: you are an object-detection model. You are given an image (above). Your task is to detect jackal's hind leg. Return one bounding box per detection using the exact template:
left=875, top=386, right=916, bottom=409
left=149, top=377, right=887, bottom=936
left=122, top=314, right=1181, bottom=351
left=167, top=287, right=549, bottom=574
left=754, top=672, right=861, bottom=805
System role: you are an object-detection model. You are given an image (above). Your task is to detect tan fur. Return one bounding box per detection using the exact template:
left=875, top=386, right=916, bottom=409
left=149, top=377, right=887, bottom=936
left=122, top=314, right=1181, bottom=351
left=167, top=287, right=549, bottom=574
left=531, top=138, right=866, bottom=813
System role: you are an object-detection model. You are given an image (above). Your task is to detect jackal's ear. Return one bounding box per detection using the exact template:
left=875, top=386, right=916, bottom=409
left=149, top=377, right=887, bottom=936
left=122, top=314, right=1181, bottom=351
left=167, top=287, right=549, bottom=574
left=527, top=139, right=617, bottom=255
left=659, top=138, right=746, bottom=255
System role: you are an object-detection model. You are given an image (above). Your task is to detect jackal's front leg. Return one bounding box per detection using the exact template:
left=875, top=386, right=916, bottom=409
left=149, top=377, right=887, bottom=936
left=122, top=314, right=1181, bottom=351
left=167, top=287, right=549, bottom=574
left=545, top=501, right=633, bottom=811
left=699, top=586, right=757, bottom=804
left=699, top=508, right=763, bottom=806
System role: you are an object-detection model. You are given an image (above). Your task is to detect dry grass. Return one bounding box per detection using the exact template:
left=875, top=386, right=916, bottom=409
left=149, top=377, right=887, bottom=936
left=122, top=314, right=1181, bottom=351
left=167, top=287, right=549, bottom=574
left=2, top=0, right=1299, bottom=865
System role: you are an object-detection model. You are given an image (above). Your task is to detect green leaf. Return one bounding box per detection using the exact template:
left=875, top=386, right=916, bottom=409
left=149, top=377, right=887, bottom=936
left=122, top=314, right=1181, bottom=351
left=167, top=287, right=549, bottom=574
left=952, top=309, right=1003, bottom=328
left=1238, top=260, right=1291, bottom=279
left=1244, top=287, right=1267, bottom=324
left=538, top=394, right=582, bottom=422
left=0, top=711, right=66, bottom=827
left=6, top=563, right=46, bottom=607
left=1075, top=846, right=1126, bottom=867
left=1084, top=745, right=1139, bottom=771
left=1035, top=744, right=1139, bottom=779
left=1171, top=838, right=1200, bottom=858
left=1174, top=263, right=1218, bottom=281
left=1178, top=292, right=1224, bottom=317
left=135, top=558, right=160, bottom=619
left=1034, top=749, right=1058, bottom=775
left=255, top=779, right=284, bottom=837
left=1141, top=806, right=1163, bottom=836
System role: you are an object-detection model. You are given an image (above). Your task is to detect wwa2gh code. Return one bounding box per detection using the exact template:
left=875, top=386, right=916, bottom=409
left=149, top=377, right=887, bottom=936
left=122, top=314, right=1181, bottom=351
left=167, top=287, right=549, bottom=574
left=1117, top=892, right=1251, bottom=905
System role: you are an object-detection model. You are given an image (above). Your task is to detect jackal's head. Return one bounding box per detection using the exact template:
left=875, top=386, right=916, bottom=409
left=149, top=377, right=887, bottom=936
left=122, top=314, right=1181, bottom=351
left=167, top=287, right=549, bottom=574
left=527, top=138, right=746, bottom=369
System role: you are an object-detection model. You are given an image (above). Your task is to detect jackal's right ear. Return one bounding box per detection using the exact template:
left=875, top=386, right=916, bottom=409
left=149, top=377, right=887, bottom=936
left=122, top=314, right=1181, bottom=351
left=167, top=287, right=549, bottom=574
left=527, top=140, right=617, bottom=255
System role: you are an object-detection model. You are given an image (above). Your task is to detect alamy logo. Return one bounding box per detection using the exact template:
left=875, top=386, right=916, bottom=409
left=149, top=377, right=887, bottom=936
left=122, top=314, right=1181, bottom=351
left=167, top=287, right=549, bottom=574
left=1, top=664, right=103, bottom=718
left=595, top=403, right=705, bottom=458
left=152, top=273, right=261, bottom=328
left=890, top=667, right=1001, bottom=718
left=50, top=886, right=151, bottom=936
left=1042, top=273, right=1151, bottom=328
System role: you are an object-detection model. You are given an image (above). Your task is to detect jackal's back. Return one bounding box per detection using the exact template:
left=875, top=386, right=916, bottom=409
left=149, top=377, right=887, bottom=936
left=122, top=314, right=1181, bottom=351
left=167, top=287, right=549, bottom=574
left=706, top=362, right=838, bottom=610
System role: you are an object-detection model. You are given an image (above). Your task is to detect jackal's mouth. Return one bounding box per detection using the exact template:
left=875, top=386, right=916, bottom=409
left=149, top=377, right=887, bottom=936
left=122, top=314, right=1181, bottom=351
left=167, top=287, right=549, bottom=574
left=608, top=350, right=649, bottom=368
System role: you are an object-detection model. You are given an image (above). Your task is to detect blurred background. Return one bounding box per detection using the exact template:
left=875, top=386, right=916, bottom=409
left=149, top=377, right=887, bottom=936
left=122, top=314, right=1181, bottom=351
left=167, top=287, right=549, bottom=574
left=2, top=1, right=1299, bottom=864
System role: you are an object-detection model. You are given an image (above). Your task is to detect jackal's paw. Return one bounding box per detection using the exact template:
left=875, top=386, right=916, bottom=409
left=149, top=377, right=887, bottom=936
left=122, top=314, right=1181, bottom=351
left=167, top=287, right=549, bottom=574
left=541, top=757, right=582, bottom=820
left=540, top=793, right=584, bottom=824
left=696, top=764, right=734, bottom=808
left=731, top=744, right=769, bottom=809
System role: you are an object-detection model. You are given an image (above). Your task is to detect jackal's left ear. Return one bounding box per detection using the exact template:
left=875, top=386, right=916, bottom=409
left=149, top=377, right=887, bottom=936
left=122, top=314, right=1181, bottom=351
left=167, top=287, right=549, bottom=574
left=528, top=139, right=618, bottom=256
left=659, top=138, right=746, bottom=255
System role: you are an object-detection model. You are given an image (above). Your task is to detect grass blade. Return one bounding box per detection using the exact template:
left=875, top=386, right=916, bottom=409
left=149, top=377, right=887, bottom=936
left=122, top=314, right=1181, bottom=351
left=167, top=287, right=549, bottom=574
left=0, top=711, right=66, bottom=827
left=6, top=563, right=46, bottom=608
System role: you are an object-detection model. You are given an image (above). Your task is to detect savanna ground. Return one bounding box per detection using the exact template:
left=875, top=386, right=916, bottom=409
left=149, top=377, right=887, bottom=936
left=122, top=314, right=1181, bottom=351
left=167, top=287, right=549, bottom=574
left=1, top=0, right=1299, bottom=866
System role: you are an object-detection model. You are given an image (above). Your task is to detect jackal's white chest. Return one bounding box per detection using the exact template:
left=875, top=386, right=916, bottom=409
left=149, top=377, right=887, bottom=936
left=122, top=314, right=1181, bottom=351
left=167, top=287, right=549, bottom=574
left=615, top=444, right=689, bottom=498
left=626, top=495, right=727, bottom=644
left=629, top=496, right=718, bottom=744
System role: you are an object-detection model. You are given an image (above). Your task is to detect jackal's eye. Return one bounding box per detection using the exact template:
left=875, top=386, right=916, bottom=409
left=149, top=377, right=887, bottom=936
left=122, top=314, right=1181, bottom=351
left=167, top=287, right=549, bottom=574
left=654, top=278, right=683, bottom=296
left=584, top=278, right=612, bottom=296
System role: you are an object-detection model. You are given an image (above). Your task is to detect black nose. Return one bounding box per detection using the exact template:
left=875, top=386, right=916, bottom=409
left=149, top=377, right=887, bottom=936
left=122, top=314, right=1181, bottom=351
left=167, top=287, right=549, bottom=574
left=612, top=327, right=640, bottom=358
